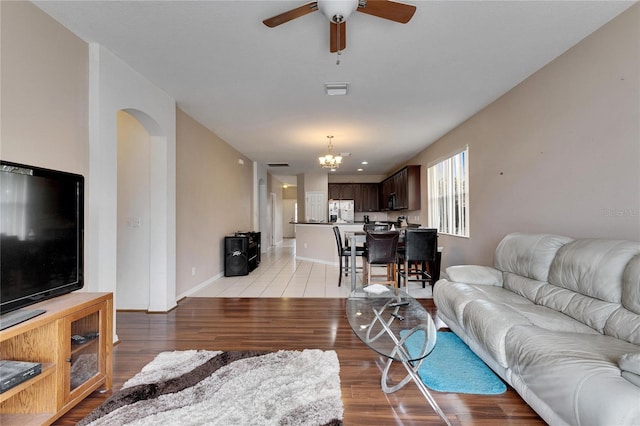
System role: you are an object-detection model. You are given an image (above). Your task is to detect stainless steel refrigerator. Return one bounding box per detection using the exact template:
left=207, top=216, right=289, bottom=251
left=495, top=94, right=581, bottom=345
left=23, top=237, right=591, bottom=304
left=328, top=199, right=354, bottom=223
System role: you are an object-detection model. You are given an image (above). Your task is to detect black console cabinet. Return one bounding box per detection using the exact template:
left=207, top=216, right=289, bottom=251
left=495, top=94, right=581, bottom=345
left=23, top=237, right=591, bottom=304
left=224, top=232, right=261, bottom=277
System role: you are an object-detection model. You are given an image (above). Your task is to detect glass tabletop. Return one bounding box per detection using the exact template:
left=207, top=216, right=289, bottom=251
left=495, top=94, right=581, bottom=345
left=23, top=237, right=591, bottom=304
left=346, top=286, right=437, bottom=362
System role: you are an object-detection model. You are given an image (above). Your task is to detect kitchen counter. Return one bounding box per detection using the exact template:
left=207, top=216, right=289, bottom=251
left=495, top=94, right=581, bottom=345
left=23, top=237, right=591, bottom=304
left=294, top=223, right=365, bottom=264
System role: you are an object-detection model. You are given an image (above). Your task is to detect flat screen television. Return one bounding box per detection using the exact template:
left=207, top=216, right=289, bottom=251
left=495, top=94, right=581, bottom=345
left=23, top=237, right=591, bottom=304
left=0, top=161, right=84, bottom=325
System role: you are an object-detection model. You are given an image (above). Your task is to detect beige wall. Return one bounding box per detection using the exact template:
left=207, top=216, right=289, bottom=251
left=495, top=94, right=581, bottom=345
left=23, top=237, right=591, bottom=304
left=408, top=4, right=640, bottom=268
left=175, top=107, right=253, bottom=296
left=283, top=186, right=297, bottom=199
left=1, top=1, right=88, bottom=174
left=282, top=183, right=297, bottom=239
left=268, top=174, right=284, bottom=245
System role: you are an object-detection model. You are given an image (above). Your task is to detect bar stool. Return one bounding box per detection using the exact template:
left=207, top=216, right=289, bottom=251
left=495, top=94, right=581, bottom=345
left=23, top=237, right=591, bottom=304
left=333, top=226, right=365, bottom=287
left=363, top=230, right=400, bottom=287
left=397, top=228, right=438, bottom=293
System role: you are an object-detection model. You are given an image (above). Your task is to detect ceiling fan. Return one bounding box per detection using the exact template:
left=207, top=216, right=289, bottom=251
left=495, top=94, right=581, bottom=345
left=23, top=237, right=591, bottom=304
left=263, top=0, right=416, bottom=53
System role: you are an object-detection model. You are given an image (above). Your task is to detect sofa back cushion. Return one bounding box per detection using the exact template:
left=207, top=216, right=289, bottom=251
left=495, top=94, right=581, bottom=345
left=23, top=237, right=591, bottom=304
left=535, top=285, right=619, bottom=333
left=622, top=253, right=640, bottom=314
left=604, top=254, right=640, bottom=344
left=494, top=233, right=573, bottom=282
left=548, top=239, right=640, bottom=303
left=502, top=272, right=547, bottom=303
left=544, top=239, right=640, bottom=335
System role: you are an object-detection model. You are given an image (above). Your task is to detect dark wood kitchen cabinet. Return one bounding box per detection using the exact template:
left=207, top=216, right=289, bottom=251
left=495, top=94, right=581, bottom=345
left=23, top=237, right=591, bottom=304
left=379, top=178, right=393, bottom=211
left=328, top=183, right=356, bottom=200
left=328, top=170, right=419, bottom=212
left=380, top=165, right=421, bottom=211
left=329, top=183, right=380, bottom=212
left=395, top=168, right=408, bottom=209
left=359, top=183, right=379, bottom=212
left=328, top=183, right=341, bottom=200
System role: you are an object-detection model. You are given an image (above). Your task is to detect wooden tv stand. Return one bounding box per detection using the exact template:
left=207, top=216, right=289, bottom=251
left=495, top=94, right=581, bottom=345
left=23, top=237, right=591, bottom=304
left=0, top=292, right=113, bottom=425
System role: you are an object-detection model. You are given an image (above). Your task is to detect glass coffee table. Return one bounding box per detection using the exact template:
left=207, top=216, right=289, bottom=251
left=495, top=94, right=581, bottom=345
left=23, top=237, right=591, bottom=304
left=346, top=285, right=451, bottom=425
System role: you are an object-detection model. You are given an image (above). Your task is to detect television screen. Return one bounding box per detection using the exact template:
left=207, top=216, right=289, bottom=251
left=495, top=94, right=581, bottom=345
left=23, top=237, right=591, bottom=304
left=0, top=161, right=84, bottom=315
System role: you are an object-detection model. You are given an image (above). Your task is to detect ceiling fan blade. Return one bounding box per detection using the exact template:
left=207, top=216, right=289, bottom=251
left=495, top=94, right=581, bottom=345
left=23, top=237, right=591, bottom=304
left=263, top=2, right=318, bottom=28
left=330, top=22, right=347, bottom=53
left=357, top=0, right=416, bottom=24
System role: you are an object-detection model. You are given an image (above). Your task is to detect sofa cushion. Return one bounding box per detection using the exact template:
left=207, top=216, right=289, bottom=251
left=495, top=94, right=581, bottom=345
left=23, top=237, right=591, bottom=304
left=434, top=280, right=533, bottom=327
left=543, top=239, right=640, bottom=335
left=445, top=265, right=503, bottom=286
left=509, top=302, right=599, bottom=335
left=433, top=281, right=479, bottom=326
left=622, top=371, right=640, bottom=387
left=606, top=305, right=640, bottom=345
left=622, top=254, right=640, bottom=314
left=548, top=239, right=640, bottom=303
left=507, top=326, right=640, bottom=425
left=502, top=272, right=546, bottom=303
left=603, top=254, right=640, bottom=345
left=494, top=233, right=573, bottom=282
left=455, top=286, right=597, bottom=369
left=619, top=352, right=640, bottom=375
left=462, top=299, right=533, bottom=368
left=619, top=352, right=640, bottom=386
left=535, top=283, right=619, bottom=333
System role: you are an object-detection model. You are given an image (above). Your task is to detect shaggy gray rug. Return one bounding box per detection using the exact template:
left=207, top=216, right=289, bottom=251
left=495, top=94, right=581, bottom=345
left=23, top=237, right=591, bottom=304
left=79, top=349, right=343, bottom=426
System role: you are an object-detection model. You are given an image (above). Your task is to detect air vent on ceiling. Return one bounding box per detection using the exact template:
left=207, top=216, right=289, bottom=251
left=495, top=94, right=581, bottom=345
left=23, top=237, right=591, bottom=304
left=324, top=83, right=349, bottom=96
left=267, top=163, right=290, bottom=167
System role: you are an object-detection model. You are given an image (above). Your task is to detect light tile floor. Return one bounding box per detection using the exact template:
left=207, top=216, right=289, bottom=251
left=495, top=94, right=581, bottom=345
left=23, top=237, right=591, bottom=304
left=192, top=238, right=433, bottom=299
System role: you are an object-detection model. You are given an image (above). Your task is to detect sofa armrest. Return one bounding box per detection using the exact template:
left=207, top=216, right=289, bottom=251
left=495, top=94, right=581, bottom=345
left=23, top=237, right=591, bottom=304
left=619, top=353, right=640, bottom=387
left=445, top=265, right=503, bottom=286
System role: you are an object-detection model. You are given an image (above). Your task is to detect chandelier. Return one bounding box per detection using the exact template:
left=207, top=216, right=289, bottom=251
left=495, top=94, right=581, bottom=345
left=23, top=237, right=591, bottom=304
left=319, top=136, right=343, bottom=170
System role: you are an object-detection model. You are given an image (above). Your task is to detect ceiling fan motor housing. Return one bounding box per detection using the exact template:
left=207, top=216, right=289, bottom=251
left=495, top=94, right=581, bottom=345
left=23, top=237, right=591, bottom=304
left=318, top=0, right=359, bottom=23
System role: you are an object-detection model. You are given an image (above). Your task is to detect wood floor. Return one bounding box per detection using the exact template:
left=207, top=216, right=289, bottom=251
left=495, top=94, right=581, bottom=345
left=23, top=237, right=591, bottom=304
left=54, top=297, right=545, bottom=425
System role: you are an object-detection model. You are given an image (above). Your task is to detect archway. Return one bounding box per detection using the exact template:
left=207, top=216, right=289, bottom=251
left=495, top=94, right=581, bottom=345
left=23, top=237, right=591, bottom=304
left=118, top=108, right=172, bottom=311
left=88, top=44, right=177, bottom=344
left=116, top=110, right=151, bottom=309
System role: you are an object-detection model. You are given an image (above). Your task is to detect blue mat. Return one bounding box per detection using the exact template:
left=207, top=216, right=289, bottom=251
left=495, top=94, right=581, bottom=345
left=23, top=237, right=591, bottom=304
left=402, top=331, right=507, bottom=395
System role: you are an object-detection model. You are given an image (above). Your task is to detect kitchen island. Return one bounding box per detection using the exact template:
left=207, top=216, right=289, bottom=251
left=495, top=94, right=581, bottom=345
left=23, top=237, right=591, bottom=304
left=293, top=222, right=365, bottom=265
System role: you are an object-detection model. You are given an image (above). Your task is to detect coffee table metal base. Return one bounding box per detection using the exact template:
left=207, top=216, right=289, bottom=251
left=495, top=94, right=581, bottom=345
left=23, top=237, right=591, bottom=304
left=370, top=307, right=452, bottom=426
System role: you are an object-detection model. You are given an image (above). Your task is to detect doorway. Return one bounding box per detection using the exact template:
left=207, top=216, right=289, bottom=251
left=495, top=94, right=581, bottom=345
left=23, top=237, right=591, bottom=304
left=116, top=110, right=151, bottom=309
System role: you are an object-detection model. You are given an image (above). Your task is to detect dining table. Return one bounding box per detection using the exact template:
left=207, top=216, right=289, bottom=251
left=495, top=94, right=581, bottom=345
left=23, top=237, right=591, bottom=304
left=345, top=230, right=443, bottom=292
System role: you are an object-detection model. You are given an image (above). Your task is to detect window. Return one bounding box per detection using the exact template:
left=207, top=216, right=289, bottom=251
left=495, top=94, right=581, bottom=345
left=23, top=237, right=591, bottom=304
left=427, top=147, right=469, bottom=237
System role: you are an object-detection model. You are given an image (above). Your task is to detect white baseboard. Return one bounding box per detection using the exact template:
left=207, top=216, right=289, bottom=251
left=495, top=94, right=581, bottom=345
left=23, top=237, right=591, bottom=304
left=177, top=272, right=223, bottom=300
left=295, top=255, right=338, bottom=266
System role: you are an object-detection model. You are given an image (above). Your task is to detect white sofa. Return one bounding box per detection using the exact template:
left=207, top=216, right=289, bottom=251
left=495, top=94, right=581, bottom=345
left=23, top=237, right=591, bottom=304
left=433, top=233, right=640, bottom=426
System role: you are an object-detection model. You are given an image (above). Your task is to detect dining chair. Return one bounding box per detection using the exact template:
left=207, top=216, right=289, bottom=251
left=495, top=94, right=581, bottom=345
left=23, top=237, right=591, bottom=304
left=333, top=226, right=365, bottom=287
left=363, top=230, right=400, bottom=287
left=396, top=228, right=438, bottom=292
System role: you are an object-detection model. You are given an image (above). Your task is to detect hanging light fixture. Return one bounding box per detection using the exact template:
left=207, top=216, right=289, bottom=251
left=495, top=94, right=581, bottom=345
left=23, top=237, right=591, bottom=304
left=319, top=135, right=343, bottom=170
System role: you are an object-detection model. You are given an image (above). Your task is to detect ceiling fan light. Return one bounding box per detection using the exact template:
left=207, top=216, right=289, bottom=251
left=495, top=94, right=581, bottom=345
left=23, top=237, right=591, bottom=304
left=318, top=0, right=358, bottom=23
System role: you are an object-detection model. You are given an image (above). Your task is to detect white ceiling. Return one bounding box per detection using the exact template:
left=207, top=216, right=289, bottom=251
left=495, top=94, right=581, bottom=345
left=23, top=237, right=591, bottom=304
left=34, top=0, right=634, bottom=186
